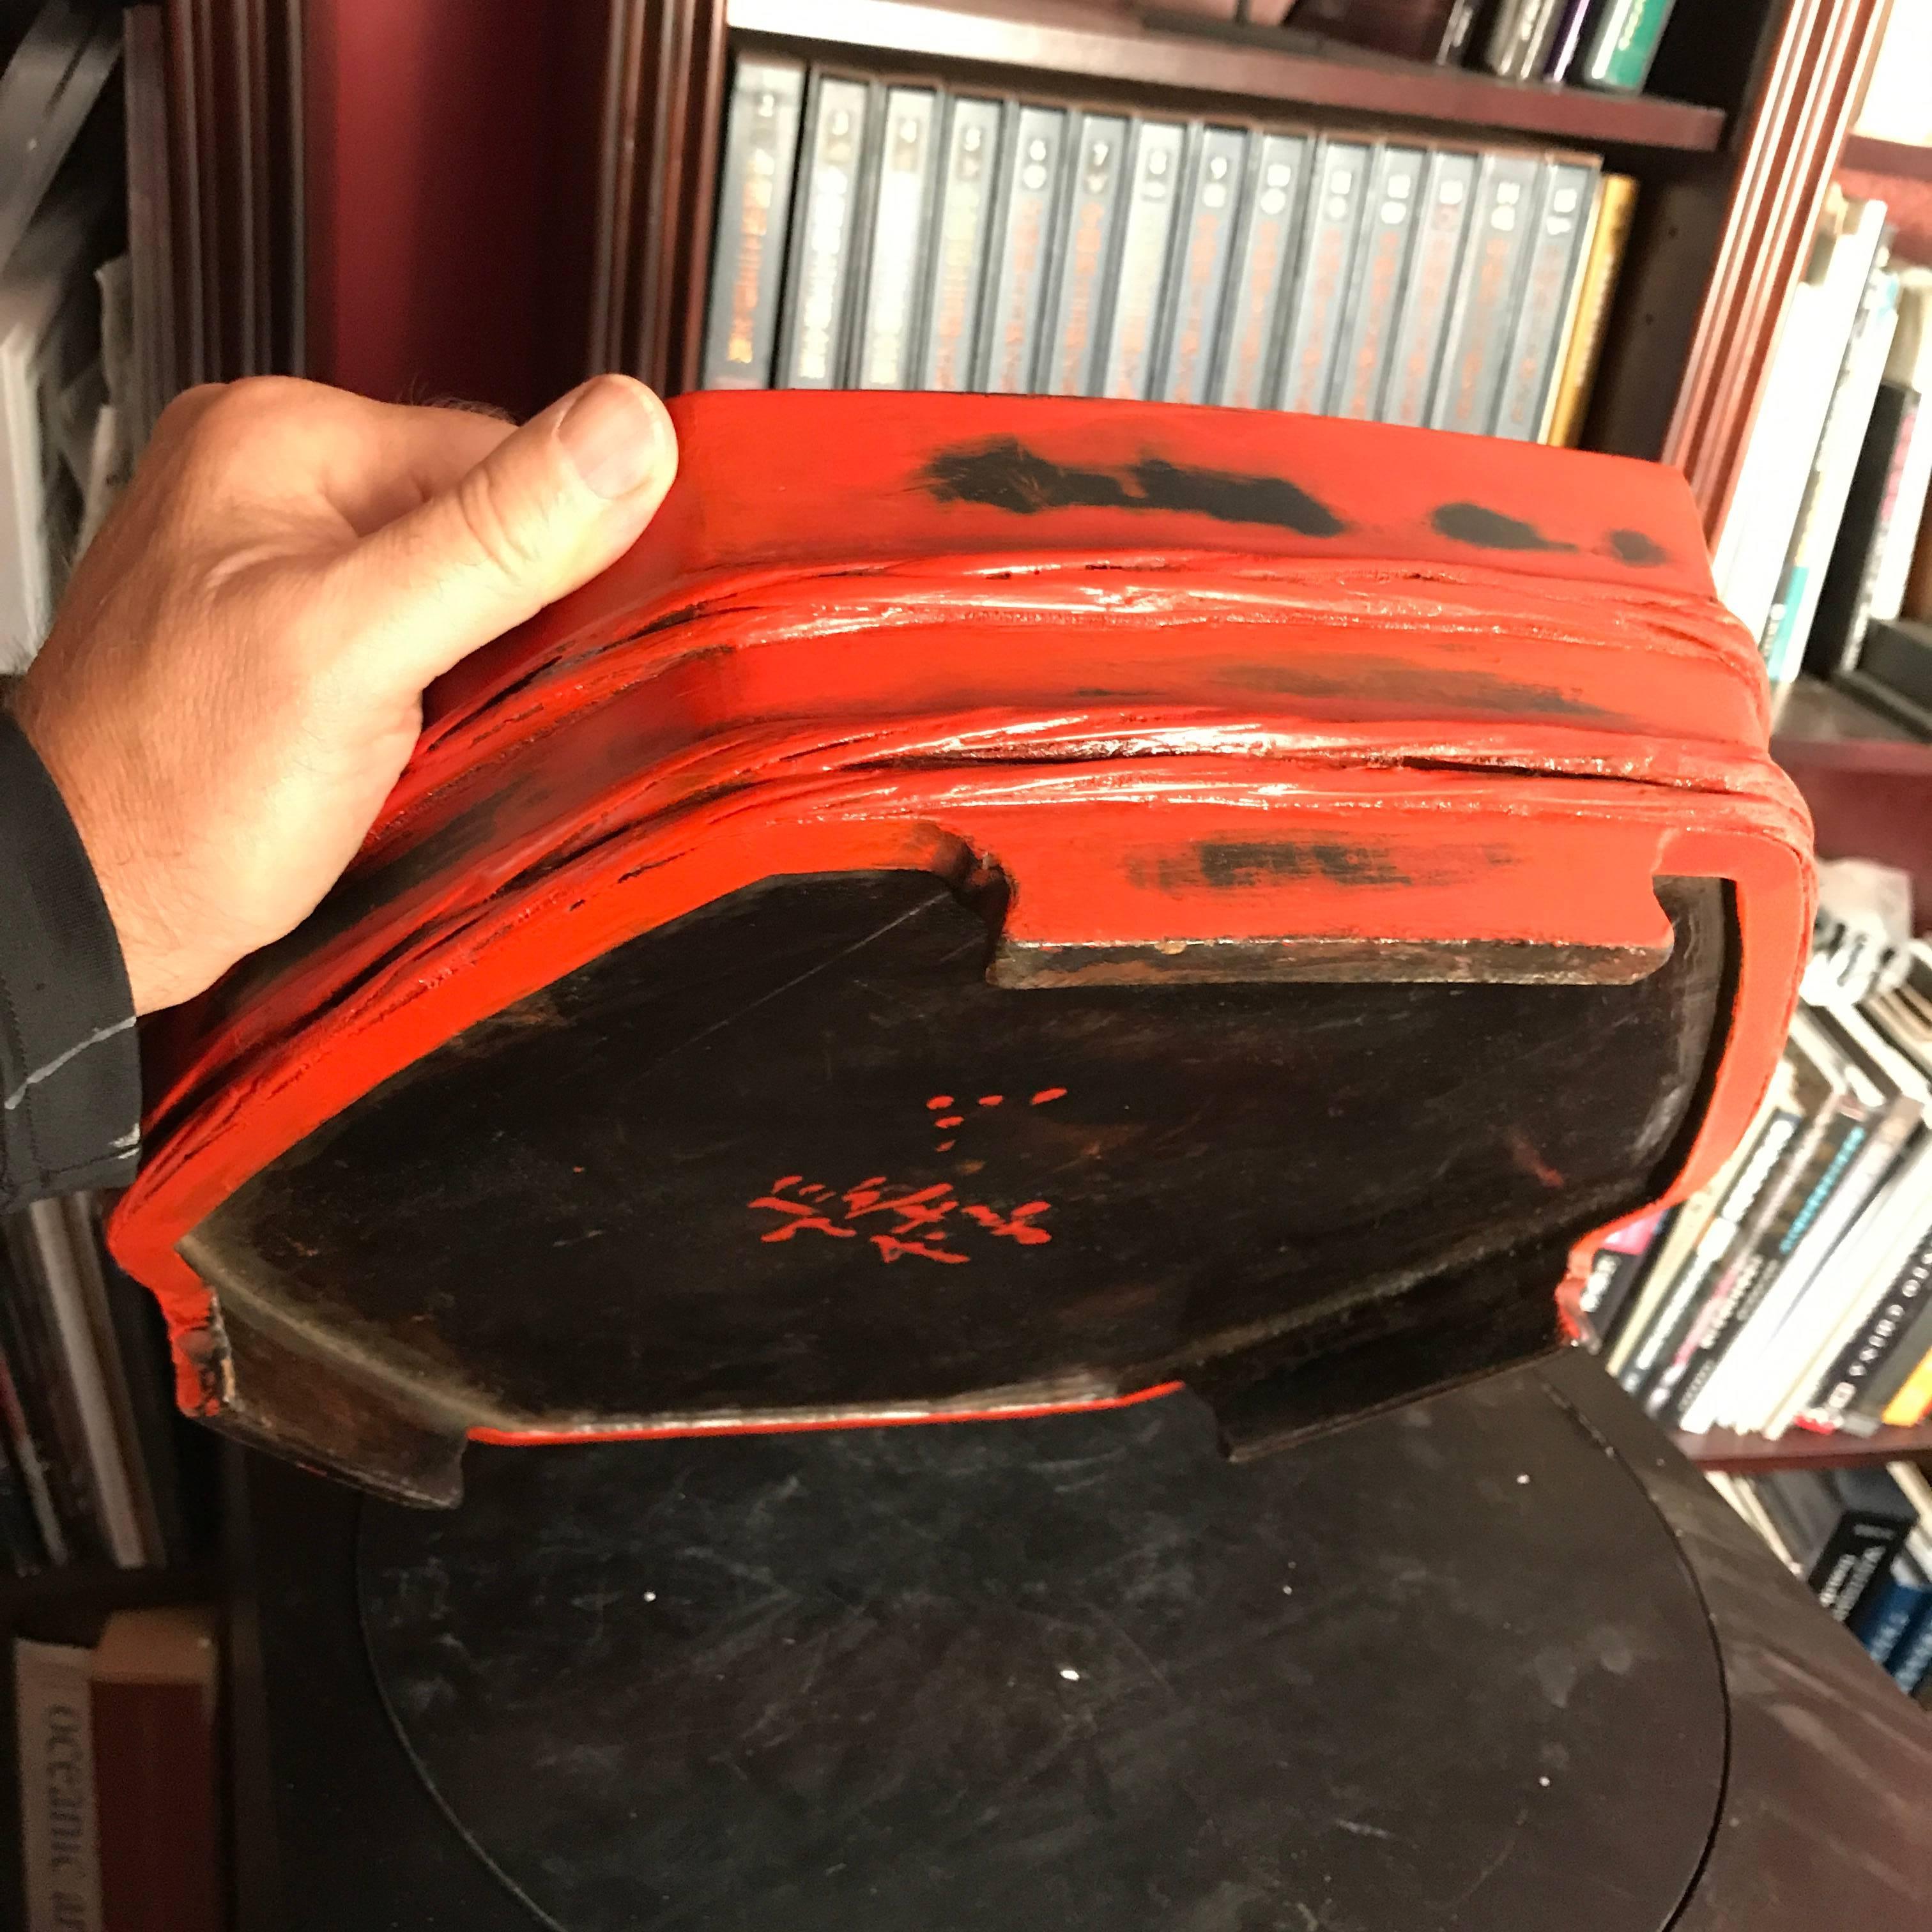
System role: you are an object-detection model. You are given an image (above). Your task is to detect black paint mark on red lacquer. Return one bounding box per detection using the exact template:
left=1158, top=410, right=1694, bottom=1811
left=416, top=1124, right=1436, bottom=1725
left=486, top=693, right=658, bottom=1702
left=1606, top=528, right=1668, bottom=567
left=921, top=439, right=1347, bottom=538
left=1430, top=503, right=1579, bottom=553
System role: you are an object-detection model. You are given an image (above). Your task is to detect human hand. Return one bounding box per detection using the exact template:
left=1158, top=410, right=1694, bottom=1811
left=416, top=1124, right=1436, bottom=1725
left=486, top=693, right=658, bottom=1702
left=12, top=373, right=677, bottom=1014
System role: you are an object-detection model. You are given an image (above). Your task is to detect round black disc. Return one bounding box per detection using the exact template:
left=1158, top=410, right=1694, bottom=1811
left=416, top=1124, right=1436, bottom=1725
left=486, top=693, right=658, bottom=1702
left=359, top=1369, right=1724, bottom=1932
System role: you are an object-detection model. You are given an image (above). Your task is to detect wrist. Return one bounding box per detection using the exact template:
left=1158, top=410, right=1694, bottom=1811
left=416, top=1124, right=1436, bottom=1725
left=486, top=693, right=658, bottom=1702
left=9, top=693, right=172, bottom=1015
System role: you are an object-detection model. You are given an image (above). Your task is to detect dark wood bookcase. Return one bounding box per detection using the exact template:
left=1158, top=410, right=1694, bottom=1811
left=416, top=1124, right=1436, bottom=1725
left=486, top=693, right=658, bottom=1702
left=286, top=0, right=1886, bottom=548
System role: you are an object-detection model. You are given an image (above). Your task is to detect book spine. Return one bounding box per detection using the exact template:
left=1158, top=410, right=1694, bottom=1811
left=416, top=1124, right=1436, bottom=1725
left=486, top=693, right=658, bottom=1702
left=1712, top=1105, right=1916, bottom=1436
left=1801, top=382, right=1915, bottom=678
left=1437, top=0, right=1492, bottom=59
left=1274, top=135, right=1372, bottom=415
left=91, top=1636, right=224, bottom=1932
left=1378, top=147, right=1476, bottom=427
left=15, top=1640, right=102, bottom=1932
left=1851, top=1559, right=1932, bottom=1665
left=852, top=89, right=940, bottom=391
left=1211, top=132, right=1309, bottom=409
left=1866, top=391, right=1932, bottom=631
left=1427, top=150, right=1540, bottom=436
left=1760, top=265, right=1903, bottom=682
left=0, top=1427, right=45, bottom=1574
left=1544, top=173, right=1637, bottom=447
left=1884, top=1346, right=1932, bottom=1427
left=1098, top=119, right=1188, bottom=400
left=700, top=60, right=806, bottom=390
left=1627, top=1101, right=1803, bottom=1407
left=919, top=97, right=1003, bottom=393
left=19, top=1201, right=158, bottom=1568
left=1574, top=1206, right=1666, bottom=1350
left=775, top=75, right=871, bottom=388
left=976, top=104, right=1067, bottom=394
left=0, top=1220, right=102, bottom=1563
left=1855, top=1290, right=1932, bottom=1422
left=1641, top=1064, right=1821, bottom=1419
left=1676, top=1109, right=1874, bottom=1435
left=1157, top=125, right=1247, bottom=405
left=0, top=1299, right=65, bottom=1565
left=1328, top=142, right=1425, bottom=420
left=1806, top=1219, right=1932, bottom=1427
left=1484, top=0, right=1566, bottom=77
left=1040, top=112, right=1130, bottom=397
left=1542, top=0, right=1598, bottom=80
left=1583, top=0, right=1681, bottom=91
left=1493, top=158, right=1600, bottom=441
left=1892, top=1600, right=1932, bottom=1692
left=1811, top=1517, right=1908, bottom=1624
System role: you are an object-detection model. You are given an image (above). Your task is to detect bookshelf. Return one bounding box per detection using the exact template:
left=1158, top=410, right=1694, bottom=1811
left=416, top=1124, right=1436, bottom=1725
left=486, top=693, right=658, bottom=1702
left=723, top=0, right=1729, bottom=149
left=298, top=0, right=1885, bottom=548
left=1843, top=134, right=1932, bottom=183
left=1678, top=1422, right=1932, bottom=1473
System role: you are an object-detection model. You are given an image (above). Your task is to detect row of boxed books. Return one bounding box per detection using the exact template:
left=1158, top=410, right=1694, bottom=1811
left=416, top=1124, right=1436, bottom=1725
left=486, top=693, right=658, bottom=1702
left=1710, top=1461, right=1932, bottom=1704
left=701, top=59, right=1636, bottom=443
left=1581, top=940, right=1932, bottom=1444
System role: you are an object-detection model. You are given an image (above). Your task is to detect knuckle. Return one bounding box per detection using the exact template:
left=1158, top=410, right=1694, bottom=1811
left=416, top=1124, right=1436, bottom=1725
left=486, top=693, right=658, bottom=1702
left=185, top=375, right=338, bottom=451
left=451, top=465, right=544, bottom=583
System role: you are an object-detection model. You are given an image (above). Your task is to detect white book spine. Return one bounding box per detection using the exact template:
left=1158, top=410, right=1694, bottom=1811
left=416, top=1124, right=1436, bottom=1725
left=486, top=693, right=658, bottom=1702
left=14, top=1639, right=102, bottom=1932
left=1715, top=200, right=1889, bottom=641
left=1759, top=1147, right=1932, bottom=1438
left=1706, top=1119, right=1911, bottom=1433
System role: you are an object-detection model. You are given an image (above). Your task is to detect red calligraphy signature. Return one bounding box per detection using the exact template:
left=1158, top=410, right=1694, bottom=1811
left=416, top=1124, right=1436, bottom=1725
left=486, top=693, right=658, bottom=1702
left=747, top=1174, right=1052, bottom=1264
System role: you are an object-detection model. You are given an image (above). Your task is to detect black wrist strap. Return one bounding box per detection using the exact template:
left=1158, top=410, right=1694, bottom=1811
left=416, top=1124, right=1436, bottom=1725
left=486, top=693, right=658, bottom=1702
left=0, top=709, right=140, bottom=1209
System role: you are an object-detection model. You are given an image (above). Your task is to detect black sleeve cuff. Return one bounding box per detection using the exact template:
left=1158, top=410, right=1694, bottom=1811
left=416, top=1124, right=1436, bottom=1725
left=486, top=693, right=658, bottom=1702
left=0, top=709, right=141, bottom=1208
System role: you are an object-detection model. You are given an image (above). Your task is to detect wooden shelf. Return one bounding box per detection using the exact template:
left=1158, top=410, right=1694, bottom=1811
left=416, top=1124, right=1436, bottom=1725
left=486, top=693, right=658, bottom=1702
left=727, top=0, right=1728, bottom=151
left=1676, top=1424, right=1932, bottom=1473
left=1841, top=133, right=1932, bottom=181
left=1772, top=674, right=1932, bottom=775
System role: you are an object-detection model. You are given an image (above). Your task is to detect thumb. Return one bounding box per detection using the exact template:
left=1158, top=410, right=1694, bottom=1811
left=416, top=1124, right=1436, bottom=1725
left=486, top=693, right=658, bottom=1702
left=330, top=374, right=677, bottom=692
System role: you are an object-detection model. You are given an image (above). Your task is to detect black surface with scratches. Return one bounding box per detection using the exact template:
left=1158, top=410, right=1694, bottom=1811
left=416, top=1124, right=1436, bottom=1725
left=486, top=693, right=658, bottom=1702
left=184, top=873, right=1724, bottom=1488
left=358, top=1376, right=1722, bottom=1932
left=227, top=1360, right=1932, bottom=1932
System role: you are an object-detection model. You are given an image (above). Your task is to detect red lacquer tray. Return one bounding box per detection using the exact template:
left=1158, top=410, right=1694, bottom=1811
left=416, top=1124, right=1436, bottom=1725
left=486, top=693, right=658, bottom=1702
left=109, top=394, right=1812, bottom=1503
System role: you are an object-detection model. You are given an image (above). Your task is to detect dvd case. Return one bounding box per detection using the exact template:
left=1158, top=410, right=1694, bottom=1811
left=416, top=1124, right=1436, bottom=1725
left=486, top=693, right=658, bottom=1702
left=776, top=75, right=872, bottom=388
left=700, top=60, right=805, bottom=389
left=1157, top=125, right=1247, bottom=405
left=852, top=88, right=940, bottom=390
left=1098, top=118, right=1187, bottom=400
left=1211, top=131, right=1310, bottom=409
left=1328, top=141, right=1427, bottom=420
left=1274, top=135, right=1372, bottom=415
left=919, top=96, right=1004, bottom=392
left=1040, top=111, right=1129, bottom=397
left=977, top=103, right=1067, bottom=394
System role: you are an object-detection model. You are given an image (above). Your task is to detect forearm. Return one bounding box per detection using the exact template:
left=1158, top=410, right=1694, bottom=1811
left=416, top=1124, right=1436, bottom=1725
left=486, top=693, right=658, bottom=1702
left=0, top=707, right=141, bottom=1211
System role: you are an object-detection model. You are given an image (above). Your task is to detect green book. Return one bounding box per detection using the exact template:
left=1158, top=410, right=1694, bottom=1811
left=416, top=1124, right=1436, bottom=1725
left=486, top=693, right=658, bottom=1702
left=1581, top=0, right=1680, bottom=93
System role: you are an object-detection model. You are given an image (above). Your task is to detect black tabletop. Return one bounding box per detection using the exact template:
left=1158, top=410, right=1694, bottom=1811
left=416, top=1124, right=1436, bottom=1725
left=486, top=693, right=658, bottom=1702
left=227, top=1351, right=1932, bottom=1931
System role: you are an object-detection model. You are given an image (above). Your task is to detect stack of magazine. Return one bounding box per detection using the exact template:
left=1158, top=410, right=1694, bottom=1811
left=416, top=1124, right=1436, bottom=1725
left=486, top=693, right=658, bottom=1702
left=1581, top=939, right=1932, bottom=1445
left=701, top=58, right=1636, bottom=444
